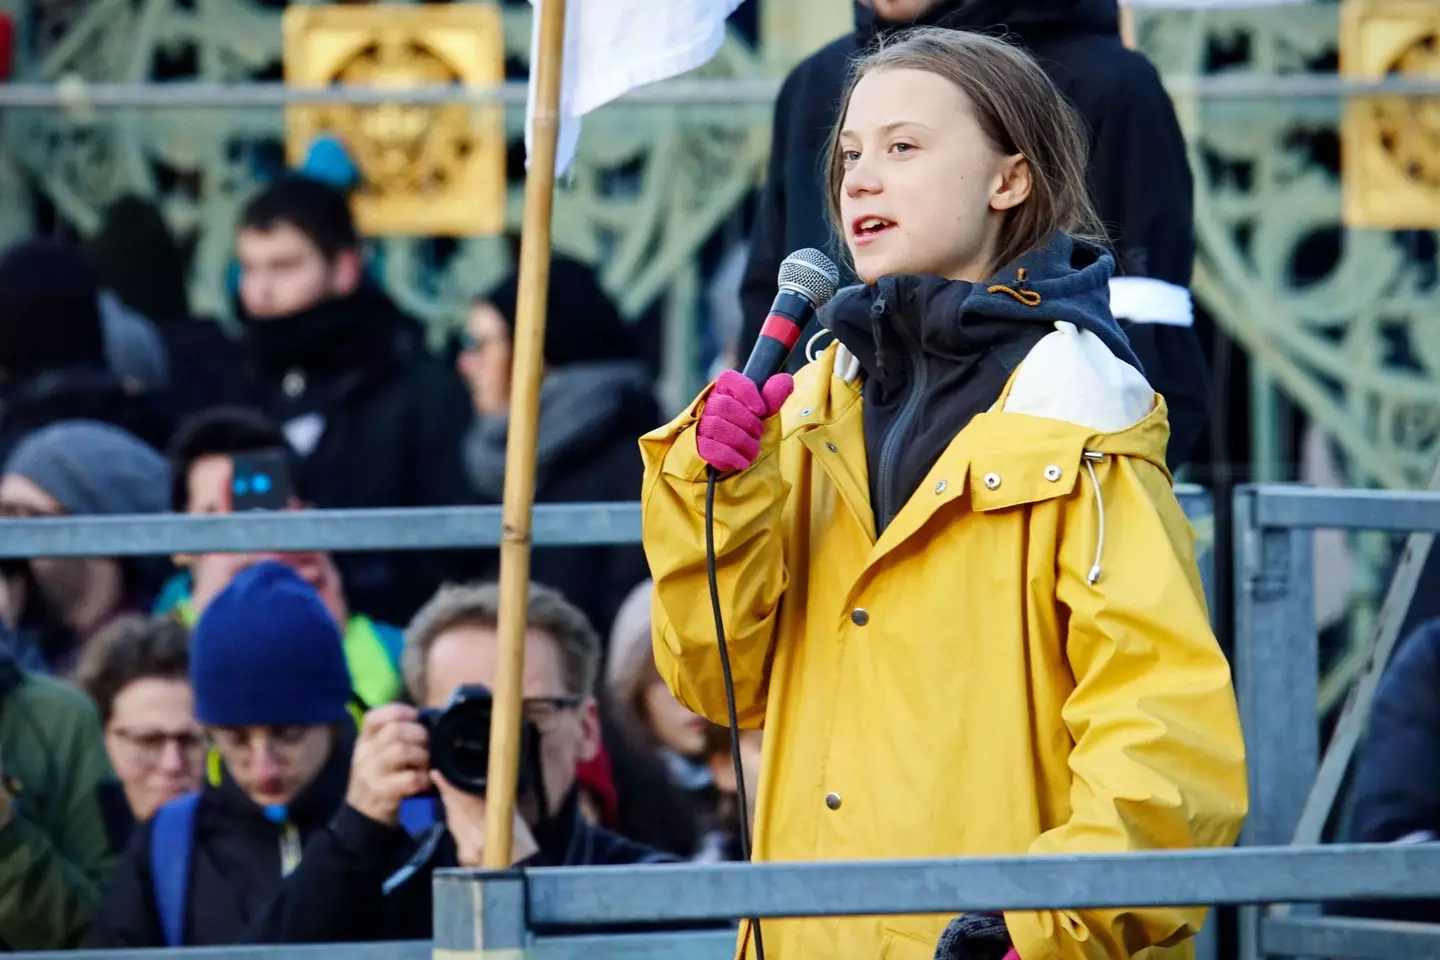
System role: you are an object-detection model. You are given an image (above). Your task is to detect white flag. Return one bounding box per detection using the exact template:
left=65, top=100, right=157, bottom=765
left=526, top=0, right=745, bottom=176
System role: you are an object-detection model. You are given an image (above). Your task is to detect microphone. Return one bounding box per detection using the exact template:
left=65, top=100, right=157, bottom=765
left=740, top=248, right=841, bottom=387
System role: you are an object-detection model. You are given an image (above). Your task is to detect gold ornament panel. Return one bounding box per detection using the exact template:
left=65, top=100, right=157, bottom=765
left=282, top=4, right=506, bottom=237
left=1341, top=0, right=1440, bottom=228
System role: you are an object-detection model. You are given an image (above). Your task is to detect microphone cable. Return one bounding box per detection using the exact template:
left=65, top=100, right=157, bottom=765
left=705, top=465, right=767, bottom=960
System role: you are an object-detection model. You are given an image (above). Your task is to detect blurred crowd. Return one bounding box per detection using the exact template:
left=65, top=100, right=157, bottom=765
left=0, top=167, right=766, bottom=950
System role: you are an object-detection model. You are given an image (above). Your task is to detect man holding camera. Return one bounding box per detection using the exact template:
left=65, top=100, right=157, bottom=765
left=243, top=581, right=673, bottom=944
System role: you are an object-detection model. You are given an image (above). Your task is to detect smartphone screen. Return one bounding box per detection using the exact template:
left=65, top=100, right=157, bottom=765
left=229, top=451, right=294, bottom=512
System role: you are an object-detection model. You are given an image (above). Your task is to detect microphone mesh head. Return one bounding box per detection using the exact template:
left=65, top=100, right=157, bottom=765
left=778, top=248, right=840, bottom=308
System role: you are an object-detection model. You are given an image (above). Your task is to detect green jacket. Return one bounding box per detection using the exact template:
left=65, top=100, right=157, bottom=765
left=0, top=658, right=120, bottom=950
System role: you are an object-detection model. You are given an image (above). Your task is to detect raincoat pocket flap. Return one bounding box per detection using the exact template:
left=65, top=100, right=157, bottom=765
left=969, top=443, right=1084, bottom=513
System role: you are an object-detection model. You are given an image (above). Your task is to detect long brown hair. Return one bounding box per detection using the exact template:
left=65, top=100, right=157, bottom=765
left=824, top=27, right=1106, bottom=275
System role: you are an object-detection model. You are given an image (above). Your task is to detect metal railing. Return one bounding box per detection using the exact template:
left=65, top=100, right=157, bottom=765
left=4, top=73, right=1440, bottom=110
left=432, top=844, right=1440, bottom=959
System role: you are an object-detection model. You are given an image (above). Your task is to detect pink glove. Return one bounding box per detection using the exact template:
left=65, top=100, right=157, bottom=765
left=696, top=370, right=794, bottom=474
left=1004, top=950, right=1020, bottom=960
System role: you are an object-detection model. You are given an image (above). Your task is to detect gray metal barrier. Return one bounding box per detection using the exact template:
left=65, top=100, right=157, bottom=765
left=1233, top=484, right=1440, bottom=960
left=439, top=844, right=1440, bottom=959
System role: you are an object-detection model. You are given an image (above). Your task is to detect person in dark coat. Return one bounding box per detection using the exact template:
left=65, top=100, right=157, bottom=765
left=232, top=176, right=477, bottom=625
left=457, top=257, right=658, bottom=639
left=739, top=0, right=1208, bottom=468
left=1340, top=617, right=1440, bottom=924
left=86, top=562, right=357, bottom=948
left=87, top=195, right=253, bottom=426
left=241, top=581, right=676, bottom=945
left=0, top=240, right=172, bottom=462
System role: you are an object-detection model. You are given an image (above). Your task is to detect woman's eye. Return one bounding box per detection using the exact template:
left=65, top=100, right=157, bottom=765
left=842, top=149, right=860, bottom=163
left=891, top=142, right=914, bottom=154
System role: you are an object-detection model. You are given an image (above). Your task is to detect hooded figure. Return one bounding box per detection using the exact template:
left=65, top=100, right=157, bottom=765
left=0, top=239, right=172, bottom=460
left=738, top=0, right=1208, bottom=468
left=459, top=257, right=658, bottom=638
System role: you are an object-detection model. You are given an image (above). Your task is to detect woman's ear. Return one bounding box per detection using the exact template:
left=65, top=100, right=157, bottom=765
left=990, top=155, right=1033, bottom=213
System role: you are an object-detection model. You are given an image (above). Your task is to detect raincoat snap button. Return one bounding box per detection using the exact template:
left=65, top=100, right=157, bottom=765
left=825, top=792, right=842, bottom=810
left=800, top=408, right=812, bottom=417
left=1044, top=465, right=1062, bottom=482
left=934, top=480, right=947, bottom=494
left=826, top=442, right=838, bottom=453
left=984, top=472, right=1002, bottom=490
left=850, top=608, right=869, bottom=626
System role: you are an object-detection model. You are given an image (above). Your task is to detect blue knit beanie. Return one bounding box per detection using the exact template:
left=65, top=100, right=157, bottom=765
left=190, top=561, right=352, bottom=728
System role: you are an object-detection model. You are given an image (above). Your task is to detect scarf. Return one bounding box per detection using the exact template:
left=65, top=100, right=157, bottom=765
left=464, top=361, right=651, bottom=501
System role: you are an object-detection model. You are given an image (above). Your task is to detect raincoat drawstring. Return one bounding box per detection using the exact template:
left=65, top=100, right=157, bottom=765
left=1082, top=451, right=1105, bottom=585
left=805, top=328, right=862, bottom=383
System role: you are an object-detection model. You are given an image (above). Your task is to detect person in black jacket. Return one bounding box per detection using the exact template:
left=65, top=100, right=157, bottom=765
left=457, top=257, right=658, bottom=639
left=86, top=562, right=358, bottom=948
left=1340, top=617, right=1440, bottom=924
left=243, top=581, right=675, bottom=945
left=233, top=176, right=477, bottom=625
left=740, top=0, right=1207, bottom=468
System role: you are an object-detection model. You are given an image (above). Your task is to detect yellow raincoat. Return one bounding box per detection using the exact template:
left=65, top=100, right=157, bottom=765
left=640, top=332, right=1248, bottom=960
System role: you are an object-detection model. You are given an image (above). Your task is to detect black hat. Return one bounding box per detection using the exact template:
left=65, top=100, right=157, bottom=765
left=485, top=256, right=638, bottom=369
left=0, top=240, right=106, bottom=381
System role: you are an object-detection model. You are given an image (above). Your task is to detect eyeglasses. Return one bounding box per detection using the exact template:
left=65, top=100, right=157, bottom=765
left=208, top=725, right=316, bottom=766
left=110, top=727, right=206, bottom=765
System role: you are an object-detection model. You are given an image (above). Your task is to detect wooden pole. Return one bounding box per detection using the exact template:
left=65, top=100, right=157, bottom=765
left=481, top=0, right=567, bottom=870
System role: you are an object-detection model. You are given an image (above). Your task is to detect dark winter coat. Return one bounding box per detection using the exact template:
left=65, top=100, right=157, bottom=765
left=239, top=284, right=478, bottom=625
left=740, top=0, right=1207, bottom=467
left=464, top=367, right=659, bottom=640
left=86, top=730, right=353, bottom=948
left=242, top=788, right=678, bottom=943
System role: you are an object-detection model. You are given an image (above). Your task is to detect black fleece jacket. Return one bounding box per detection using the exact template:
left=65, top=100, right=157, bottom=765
left=87, top=733, right=353, bottom=948
left=241, top=788, right=678, bottom=943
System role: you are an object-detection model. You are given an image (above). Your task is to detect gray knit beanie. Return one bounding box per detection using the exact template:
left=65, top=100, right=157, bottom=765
left=5, top=420, right=170, bottom=516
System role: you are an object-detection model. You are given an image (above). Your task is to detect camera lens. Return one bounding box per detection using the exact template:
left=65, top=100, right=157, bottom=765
left=429, top=693, right=493, bottom=795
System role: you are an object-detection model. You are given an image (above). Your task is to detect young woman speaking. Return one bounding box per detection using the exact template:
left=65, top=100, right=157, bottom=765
left=640, top=28, right=1247, bottom=960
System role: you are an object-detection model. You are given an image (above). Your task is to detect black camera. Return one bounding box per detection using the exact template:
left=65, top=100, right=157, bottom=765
left=418, top=684, right=539, bottom=798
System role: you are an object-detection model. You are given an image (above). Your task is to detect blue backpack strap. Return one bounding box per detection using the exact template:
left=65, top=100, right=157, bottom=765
left=149, top=791, right=200, bottom=947
left=396, top=796, right=438, bottom=837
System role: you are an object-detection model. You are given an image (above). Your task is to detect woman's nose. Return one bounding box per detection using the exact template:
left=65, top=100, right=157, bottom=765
left=844, top=160, right=882, bottom=198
